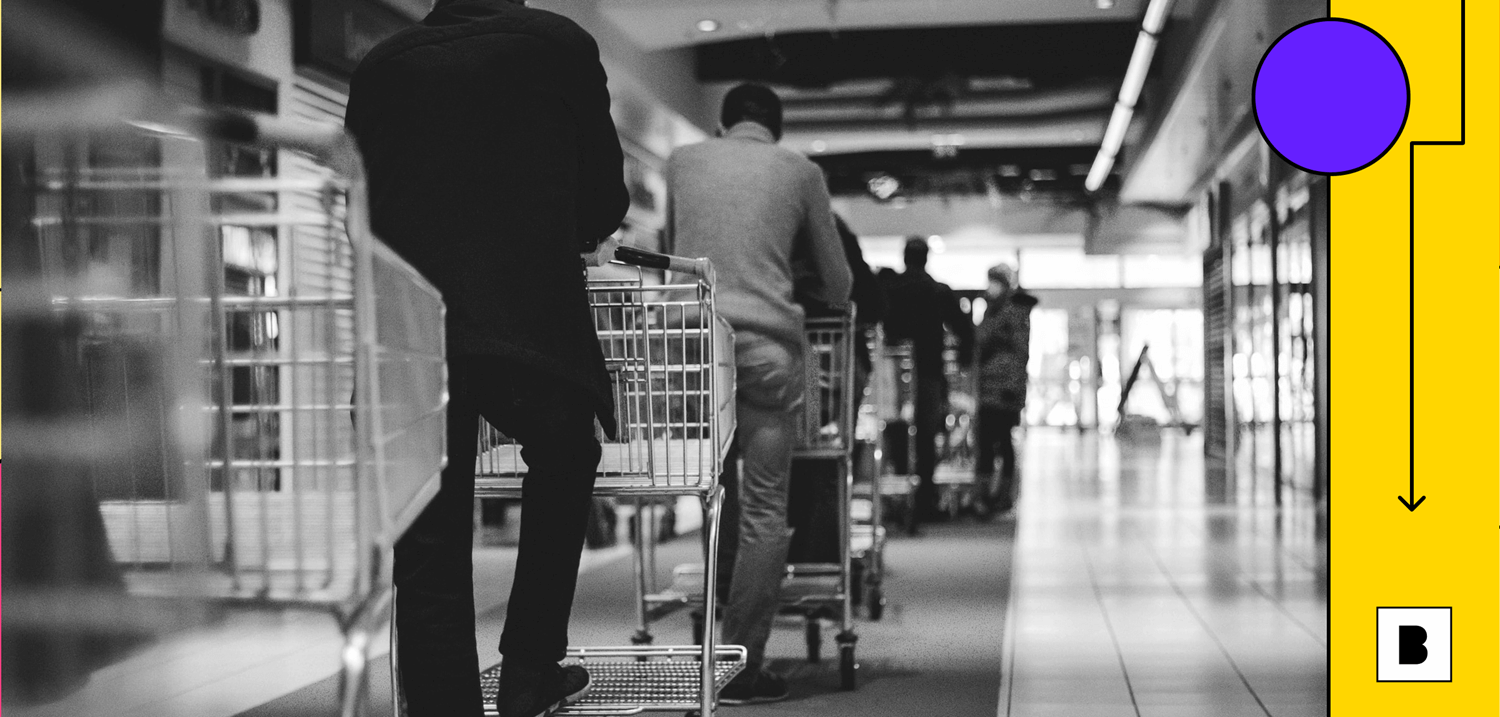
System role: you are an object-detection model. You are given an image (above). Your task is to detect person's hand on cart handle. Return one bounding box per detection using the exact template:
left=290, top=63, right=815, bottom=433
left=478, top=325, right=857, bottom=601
left=596, top=245, right=717, bottom=287
left=582, top=235, right=623, bottom=268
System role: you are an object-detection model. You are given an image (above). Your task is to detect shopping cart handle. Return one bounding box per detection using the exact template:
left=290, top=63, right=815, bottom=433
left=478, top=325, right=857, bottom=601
left=187, top=109, right=363, bottom=180
left=612, top=246, right=715, bottom=285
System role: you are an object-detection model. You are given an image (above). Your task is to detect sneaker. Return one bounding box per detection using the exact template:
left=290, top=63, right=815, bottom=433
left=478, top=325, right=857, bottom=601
left=497, top=660, right=591, bottom=717
left=718, top=669, right=789, bottom=705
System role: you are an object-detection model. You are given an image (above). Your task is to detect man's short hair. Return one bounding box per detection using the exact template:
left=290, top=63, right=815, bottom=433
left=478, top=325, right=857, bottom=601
left=904, top=236, right=929, bottom=269
left=720, top=83, right=783, bottom=139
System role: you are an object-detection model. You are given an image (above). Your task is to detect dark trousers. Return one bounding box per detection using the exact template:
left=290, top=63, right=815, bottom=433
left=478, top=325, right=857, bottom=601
left=975, top=406, right=1021, bottom=509
left=912, top=373, right=947, bottom=513
left=395, top=356, right=601, bottom=717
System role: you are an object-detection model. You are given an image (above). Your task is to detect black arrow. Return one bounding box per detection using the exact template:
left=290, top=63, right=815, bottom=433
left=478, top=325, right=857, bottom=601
left=1398, top=492, right=1425, bottom=512
left=1403, top=0, right=1466, bottom=513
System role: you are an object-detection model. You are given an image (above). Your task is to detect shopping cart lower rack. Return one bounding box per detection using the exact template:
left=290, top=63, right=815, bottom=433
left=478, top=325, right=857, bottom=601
left=480, top=646, right=745, bottom=717
left=468, top=255, right=742, bottom=716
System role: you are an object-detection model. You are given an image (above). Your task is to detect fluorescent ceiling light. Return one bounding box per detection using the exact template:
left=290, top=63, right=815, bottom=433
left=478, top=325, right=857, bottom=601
left=1118, top=34, right=1158, bottom=108
left=1142, top=0, right=1172, bottom=33
left=1085, top=0, right=1175, bottom=192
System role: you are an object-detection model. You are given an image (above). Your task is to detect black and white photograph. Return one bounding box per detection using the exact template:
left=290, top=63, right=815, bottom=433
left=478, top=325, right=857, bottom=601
left=4, top=0, right=1332, bottom=715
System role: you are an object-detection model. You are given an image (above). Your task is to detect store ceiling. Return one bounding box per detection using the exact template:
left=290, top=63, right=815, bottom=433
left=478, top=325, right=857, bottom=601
left=694, top=22, right=1140, bottom=88
left=699, top=20, right=1143, bottom=202
left=597, top=0, right=1149, bottom=50
left=813, top=146, right=1107, bottom=201
left=589, top=1, right=1153, bottom=204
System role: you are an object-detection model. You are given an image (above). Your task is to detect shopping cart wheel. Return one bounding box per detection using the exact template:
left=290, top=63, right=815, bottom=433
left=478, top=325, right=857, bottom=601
left=837, top=639, right=858, bottom=690
left=850, top=559, right=866, bottom=610
left=805, top=617, right=822, bottom=663
left=867, top=585, right=885, bottom=622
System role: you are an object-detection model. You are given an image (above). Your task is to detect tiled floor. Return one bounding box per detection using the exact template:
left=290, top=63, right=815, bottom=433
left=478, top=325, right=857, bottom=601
left=11, top=544, right=628, bottom=717
left=999, top=428, right=1328, bottom=717
left=20, top=426, right=1327, bottom=717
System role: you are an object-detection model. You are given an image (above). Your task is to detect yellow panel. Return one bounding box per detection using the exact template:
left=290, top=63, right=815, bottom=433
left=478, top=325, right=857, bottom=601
left=1329, top=0, right=1498, bottom=713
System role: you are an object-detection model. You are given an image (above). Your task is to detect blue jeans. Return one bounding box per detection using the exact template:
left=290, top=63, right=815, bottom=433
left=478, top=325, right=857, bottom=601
left=716, top=331, right=806, bottom=669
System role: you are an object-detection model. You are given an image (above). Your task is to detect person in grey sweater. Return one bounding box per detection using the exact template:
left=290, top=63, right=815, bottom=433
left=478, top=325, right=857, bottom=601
left=666, top=83, right=852, bottom=703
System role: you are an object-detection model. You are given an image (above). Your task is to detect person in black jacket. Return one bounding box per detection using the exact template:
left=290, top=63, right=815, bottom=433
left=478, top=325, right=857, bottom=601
left=344, top=2, right=629, bottom=715
left=797, top=214, right=888, bottom=367
left=882, top=237, right=973, bottom=523
left=974, top=264, right=1038, bottom=513
left=786, top=214, right=886, bottom=566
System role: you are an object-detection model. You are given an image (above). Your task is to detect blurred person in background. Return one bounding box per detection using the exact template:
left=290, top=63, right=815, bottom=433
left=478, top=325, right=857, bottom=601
left=974, top=264, right=1037, bottom=514
left=345, top=1, right=629, bottom=715
left=787, top=213, right=886, bottom=567
left=666, top=82, right=853, bottom=704
left=797, top=213, right=888, bottom=372
left=882, top=237, right=973, bottom=524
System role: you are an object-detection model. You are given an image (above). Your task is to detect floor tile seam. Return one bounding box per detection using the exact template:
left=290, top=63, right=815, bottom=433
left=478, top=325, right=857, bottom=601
left=1157, top=508, right=1321, bottom=575
left=85, top=617, right=341, bottom=686
left=1133, top=522, right=1275, bottom=717
left=1078, top=529, right=1143, bottom=717
left=1000, top=536, right=1021, bottom=717
left=109, top=648, right=309, bottom=717
left=1163, top=511, right=1328, bottom=647
left=75, top=614, right=351, bottom=715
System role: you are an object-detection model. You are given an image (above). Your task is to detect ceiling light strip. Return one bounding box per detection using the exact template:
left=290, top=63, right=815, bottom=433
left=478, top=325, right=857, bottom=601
left=1085, top=0, right=1175, bottom=192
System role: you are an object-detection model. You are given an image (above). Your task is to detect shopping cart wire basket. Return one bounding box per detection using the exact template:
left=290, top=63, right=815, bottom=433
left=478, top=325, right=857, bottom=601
left=459, top=245, right=742, bottom=717
left=7, top=105, right=447, bottom=717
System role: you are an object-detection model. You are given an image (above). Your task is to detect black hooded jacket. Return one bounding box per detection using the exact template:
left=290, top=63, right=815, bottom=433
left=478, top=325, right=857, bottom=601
left=345, top=0, right=629, bottom=429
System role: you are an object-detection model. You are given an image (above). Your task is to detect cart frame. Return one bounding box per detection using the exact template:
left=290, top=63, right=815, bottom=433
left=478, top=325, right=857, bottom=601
left=464, top=267, right=742, bottom=717
left=8, top=107, right=447, bottom=717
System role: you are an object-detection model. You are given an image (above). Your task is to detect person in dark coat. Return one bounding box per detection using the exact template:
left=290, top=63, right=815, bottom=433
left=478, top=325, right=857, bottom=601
left=786, top=213, right=885, bottom=569
left=797, top=214, right=887, bottom=333
left=344, top=1, right=629, bottom=715
left=882, top=237, right=973, bottom=522
left=974, top=264, right=1037, bottom=512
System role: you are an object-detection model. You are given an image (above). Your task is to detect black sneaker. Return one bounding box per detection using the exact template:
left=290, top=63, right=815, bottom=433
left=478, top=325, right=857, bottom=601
left=718, top=669, right=789, bottom=705
left=497, top=660, right=591, bottom=717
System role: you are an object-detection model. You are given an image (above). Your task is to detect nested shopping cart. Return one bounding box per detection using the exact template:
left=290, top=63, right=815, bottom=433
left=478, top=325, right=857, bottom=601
left=869, top=339, right=921, bottom=534
left=6, top=98, right=447, bottom=717
left=648, top=309, right=866, bottom=690
left=782, top=309, right=862, bottom=688
left=469, top=247, right=744, bottom=717
left=934, top=336, right=984, bottom=518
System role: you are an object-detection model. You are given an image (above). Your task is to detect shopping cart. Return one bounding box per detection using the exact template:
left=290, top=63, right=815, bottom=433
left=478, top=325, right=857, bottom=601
left=869, top=340, right=921, bottom=535
left=782, top=310, right=862, bottom=688
left=648, top=310, right=865, bottom=690
left=468, top=247, right=744, bottom=717
left=847, top=325, right=897, bottom=622
left=6, top=101, right=446, bottom=717
left=934, top=338, right=983, bottom=518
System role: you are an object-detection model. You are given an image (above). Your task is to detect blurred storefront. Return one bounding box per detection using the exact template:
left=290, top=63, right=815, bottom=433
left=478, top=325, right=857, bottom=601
left=1122, top=0, right=1330, bottom=506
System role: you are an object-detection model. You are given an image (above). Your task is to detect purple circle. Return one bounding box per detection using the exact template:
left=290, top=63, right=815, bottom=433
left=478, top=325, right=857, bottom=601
left=1254, top=19, right=1409, bottom=175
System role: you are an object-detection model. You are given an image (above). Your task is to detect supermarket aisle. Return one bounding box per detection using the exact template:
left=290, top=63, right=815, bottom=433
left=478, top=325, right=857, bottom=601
left=241, top=494, right=1018, bottom=717
left=998, top=428, right=1328, bottom=717
left=241, top=427, right=1327, bottom=717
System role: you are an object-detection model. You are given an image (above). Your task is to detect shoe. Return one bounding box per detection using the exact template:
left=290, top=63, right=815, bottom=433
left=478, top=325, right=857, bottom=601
left=497, top=660, right=591, bottom=717
left=718, top=668, right=789, bottom=705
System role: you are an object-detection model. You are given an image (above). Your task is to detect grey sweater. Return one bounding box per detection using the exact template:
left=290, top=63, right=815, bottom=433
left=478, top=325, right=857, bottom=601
left=665, top=122, right=853, bottom=347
